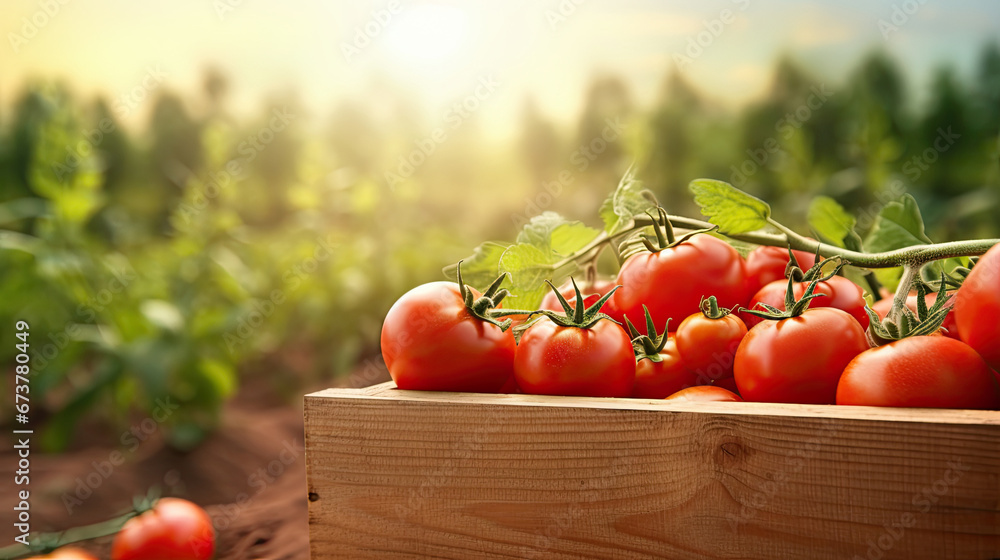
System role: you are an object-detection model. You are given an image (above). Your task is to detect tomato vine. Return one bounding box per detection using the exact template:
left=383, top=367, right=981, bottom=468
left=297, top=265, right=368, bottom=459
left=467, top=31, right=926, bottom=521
left=454, top=170, right=999, bottom=318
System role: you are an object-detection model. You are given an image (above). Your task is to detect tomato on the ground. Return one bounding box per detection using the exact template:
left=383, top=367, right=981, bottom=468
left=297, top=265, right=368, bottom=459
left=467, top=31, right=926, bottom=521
left=955, top=243, right=1000, bottom=370
left=613, top=234, right=747, bottom=335
left=111, top=498, right=215, bottom=560
left=742, top=275, right=868, bottom=330
left=837, top=336, right=1000, bottom=409
left=381, top=281, right=515, bottom=392
left=734, top=307, right=869, bottom=404
left=664, top=385, right=743, bottom=402
left=515, top=317, right=635, bottom=397
left=745, top=245, right=817, bottom=295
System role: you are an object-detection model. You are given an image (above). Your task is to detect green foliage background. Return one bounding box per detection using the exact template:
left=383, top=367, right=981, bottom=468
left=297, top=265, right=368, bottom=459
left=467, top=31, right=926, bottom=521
left=2, top=46, right=998, bottom=449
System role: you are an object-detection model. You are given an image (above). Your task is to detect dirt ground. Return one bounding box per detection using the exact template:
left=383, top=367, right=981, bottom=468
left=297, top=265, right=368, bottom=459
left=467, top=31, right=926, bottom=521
left=0, top=363, right=391, bottom=560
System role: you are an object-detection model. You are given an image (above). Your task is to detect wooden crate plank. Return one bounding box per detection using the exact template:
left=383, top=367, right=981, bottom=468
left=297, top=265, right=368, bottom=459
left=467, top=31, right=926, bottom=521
left=304, top=384, right=1000, bottom=560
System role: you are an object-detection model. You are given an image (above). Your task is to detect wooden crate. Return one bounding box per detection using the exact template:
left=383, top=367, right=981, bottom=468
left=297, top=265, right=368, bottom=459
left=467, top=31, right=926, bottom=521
left=303, top=382, right=1000, bottom=559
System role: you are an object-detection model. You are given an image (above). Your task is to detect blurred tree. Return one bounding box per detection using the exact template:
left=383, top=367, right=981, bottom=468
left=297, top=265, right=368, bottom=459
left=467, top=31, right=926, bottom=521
left=3, top=86, right=55, bottom=202
left=573, top=75, right=633, bottom=212
left=91, top=98, right=131, bottom=193
left=854, top=51, right=908, bottom=136
left=737, top=56, right=815, bottom=199
left=643, top=70, right=702, bottom=208
left=915, top=67, right=971, bottom=198
left=972, top=41, right=1000, bottom=188
left=202, top=65, right=230, bottom=116
left=518, top=96, right=561, bottom=186
left=575, top=76, right=632, bottom=170
left=85, top=97, right=135, bottom=243
left=974, top=42, right=1000, bottom=137
left=840, top=51, right=909, bottom=201
left=328, top=100, right=382, bottom=176
left=147, top=92, right=205, bottom=232
left=238, top=95, right=304, bottom=226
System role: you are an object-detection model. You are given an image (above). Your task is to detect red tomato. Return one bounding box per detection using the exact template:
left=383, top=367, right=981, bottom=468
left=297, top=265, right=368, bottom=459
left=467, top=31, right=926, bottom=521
left=26, top=549, right=98, bottom=560
left=664, top=385, right=743, bottom=402
left=955, top=244, right=1000, bottom=370
left=381, top=281, right=515, bottom=392
left=675, top=309, right=747, bottom=383
left=871, top=291, right=959, bottom=339
left=612, top=235, right=748, bottom=335
left=515, top=317, right=635, bottom=397
left=745, top=245, right=817, bottom=295
left=734, top=307, right=869, bottom=404
left=632, top=335, right=699, bottom=399
left=742, top=275, right=868, bottom=330
left=837, top=336, right=1000, bottom=409
left=111, top=498, right=215, bottom=560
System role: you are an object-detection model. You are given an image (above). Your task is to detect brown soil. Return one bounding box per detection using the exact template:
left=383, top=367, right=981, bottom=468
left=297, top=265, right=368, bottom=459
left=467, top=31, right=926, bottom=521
left=0, top=362, right=391, bottom=560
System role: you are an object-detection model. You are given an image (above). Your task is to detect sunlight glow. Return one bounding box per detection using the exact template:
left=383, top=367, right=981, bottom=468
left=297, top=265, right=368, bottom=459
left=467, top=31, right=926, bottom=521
left=384, top=4, right=471, bottom=67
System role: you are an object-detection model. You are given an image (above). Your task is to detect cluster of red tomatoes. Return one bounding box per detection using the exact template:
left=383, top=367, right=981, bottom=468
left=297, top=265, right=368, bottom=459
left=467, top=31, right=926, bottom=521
left=24, top=498, right=214, bottom=560
left=381, top=235, right=1000, bottom=410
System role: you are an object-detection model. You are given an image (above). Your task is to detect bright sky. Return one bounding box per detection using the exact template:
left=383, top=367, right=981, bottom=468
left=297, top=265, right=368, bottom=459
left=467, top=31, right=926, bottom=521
left=1, top=0, right=998, bottom=137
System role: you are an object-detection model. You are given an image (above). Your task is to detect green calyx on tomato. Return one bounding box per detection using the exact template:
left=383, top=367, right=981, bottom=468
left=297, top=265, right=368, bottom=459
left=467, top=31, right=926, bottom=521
left=742, top=257, right=844, bottom=321
left=527, top=277, right=621, bottom=329
left=620, top=206, right=718, bottom=260
left=454, top=260, right=514, bottom=331
left=782, top=245, right=817, bottom=282
left=623, top=304, right=670, bottom=362
left=865, top=275, right=953, bottom=346
left=698, top=295, right=733, bottom=320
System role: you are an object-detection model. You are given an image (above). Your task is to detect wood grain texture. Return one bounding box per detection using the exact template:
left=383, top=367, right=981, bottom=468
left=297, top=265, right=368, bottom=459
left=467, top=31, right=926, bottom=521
left=304, top=382, right=1000, bottom=560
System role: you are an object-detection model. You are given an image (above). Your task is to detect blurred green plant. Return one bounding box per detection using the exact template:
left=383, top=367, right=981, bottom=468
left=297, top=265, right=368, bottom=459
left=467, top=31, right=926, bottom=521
left=0, top=85, right=462, bottom=451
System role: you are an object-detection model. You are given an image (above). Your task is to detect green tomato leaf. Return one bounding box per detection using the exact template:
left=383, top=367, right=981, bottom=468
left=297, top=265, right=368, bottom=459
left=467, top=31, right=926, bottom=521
left=864, top=194, right=933, bottom=292
left=550, top=222, right=600, bottom=256
left=864, top=194, right=932, bottom=253
left=516, top=211, right=570, bottom=252
left=600, top=167, right=655, bottom=235
left=498, top=243, right=560, bottom=310
left=451, top=217, right=596, bottom=305
left=688, top=179, right=771, bottom=234
left=444, top=241, right=511, bottom=288
left=807, top=196, right=864, bottom=250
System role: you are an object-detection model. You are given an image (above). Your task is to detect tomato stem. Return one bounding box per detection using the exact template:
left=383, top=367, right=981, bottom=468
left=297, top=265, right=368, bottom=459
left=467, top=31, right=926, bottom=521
left=0, top=494, right=158, bottom=559
left=543, top=207, right=996, bottom=286
left=662, top=214, right=998, bottom=268
left=700, top=296, right=730, bottom=319
left=887, top=264, right=919, bottom=324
